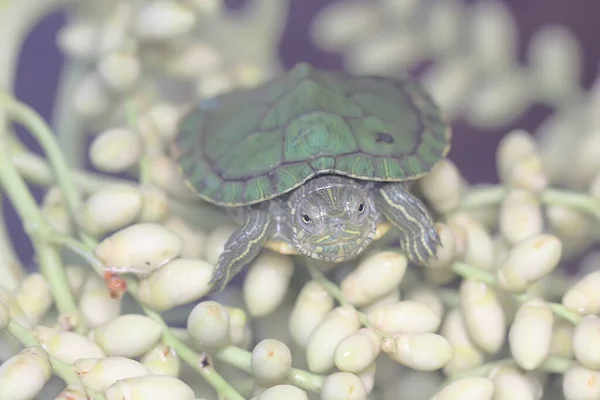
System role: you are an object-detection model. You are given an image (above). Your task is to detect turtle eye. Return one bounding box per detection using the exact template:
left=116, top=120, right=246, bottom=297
left=302, top=214, right=312, bottom=223
left=358, top=203, right=365, bottom=214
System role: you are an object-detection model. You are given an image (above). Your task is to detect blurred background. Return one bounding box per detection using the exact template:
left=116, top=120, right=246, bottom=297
left=9, top=0, right=600, bottom=264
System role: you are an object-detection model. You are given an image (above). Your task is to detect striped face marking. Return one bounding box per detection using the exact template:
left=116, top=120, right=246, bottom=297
left=290, top=178, right=376, bottom=262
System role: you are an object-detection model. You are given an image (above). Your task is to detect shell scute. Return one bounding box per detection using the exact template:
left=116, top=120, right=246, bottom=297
left=172, top=63, right=451, bottom=206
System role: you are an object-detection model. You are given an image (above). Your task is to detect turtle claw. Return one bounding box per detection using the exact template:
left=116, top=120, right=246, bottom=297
left=207, top=266, right=228, bottom=294
left=376, top=183, right=440, bottom=265
left=207, top=210, right=271, bottom=294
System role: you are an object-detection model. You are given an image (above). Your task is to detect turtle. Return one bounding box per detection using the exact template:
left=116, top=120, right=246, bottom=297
left=170, top=62, right=452, bottom=293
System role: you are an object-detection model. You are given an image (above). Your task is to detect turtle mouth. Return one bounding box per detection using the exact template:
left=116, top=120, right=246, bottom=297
left=320, top=236, right=360, bottom=246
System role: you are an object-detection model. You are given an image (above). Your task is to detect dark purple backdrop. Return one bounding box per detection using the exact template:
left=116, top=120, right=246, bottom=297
left=9, top=0, right=600, bottom=265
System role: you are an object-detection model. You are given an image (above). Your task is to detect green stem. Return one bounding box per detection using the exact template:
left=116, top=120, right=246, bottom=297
left=461, top=185, right=600, bottom=222
left=460, top=185, right=505, bottom=208
left=0, top=91, right=82, bottom=225
left=51, top=58, right=86, bottom=169
left=450, top=262, right=582, bottom=325
left=541, top=188, right=600, bottom=221
left=45, top=233, right=105, bottom=274
left=7, top=317, right=37, bottom=347
left=215, top=346, right=325, bottom=392
left=0, top=192, right=24, bottom=292
left=0, top=112, right=83, bottom=331
left=451, top=262, right=496, bottom=286
left=0, top=91, right=96, bottom=247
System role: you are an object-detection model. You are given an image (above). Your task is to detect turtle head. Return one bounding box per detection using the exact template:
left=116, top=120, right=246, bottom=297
left=290, top=176, right=376, bottom=262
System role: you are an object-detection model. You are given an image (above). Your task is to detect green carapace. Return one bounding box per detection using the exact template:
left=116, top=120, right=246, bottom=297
left=171, top=62, right=451, bottom=293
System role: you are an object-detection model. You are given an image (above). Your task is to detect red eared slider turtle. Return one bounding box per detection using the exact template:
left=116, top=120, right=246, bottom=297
left=171, top=63, right=451, bottom=293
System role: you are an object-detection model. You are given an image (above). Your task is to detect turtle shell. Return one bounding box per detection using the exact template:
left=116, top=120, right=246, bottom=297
left=172, top=62, right=451, bottom=206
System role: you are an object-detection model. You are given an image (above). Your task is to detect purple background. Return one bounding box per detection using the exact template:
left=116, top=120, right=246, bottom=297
left=9, top=0, right=600, bottom=264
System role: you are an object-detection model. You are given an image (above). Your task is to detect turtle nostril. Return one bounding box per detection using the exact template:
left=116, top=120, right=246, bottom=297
left=330, top=218, right=345, bottom=233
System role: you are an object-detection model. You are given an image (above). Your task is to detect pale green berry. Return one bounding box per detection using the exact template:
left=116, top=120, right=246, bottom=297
left=94, top=223, right=184, bottom=276
left=134, top=1, right=197, bottom=41
left=79, top=276, right=122, bottom=328
left=496, top=130, right=544, bottom=190
left=549, top=322, right=574, bottom=359
left=162, top=42, right=222, bottom=79
left=431, top=377, right=494, bottom=399
left=97, top=50, right=141, bottom=92
left=468, top=0, right=517, bottom=71
left=563, top=363, right=600, bottom=400
left=0, top=347, right=51, bottom=400
left=80, top=184, right=142, bottom=236
left=243, top=251, right=294, bottom=317
left=321, top=372, right=367, bottom=400
left=256, top=385, right=308, bottom=400
left=187, top=300, right=230, bottom=350
left=459, top=279, right=506, bottom=354
left=448, top=212, right=494, bottom=271
left=497, top=234, right=562, bottom=293
left=137, top=258, right=214, bottom=311
left=367, top=301, right=441, bottom=334
left=289, top=281, right=334, bottom=348
left=73, top=74, right=110, bottom=119
left=404, top=285, right=444, bottom=317
left=509, top=299, right=553, bottom=370
left=488, top=366, right=541, bottom=400
left=306, top=305, right=361, bottom=373
left=424, top=223, right=456, bottom=269
left=499, top=189, right=543, bottom=245
left=226, top=307, right=249, bottom=347
left=251, top=339, right=292, bottom=386
left=138, top=185, right=170, bottom=223
left=529, top=25, right=582, bottom=103
left=148, top=155, right=199, bottom=200
left=441, top=308, right=484, bottom=376
left=54, top=384, right=88, bottom=400
left=163, top=216, right=207, bottom=259
left=419, top=159, right=462, bottom=215
left=13, top=273, right=52, bottom=326
left=334, top=328, right=381, bottom=373
left=310, top=1, right=379, bottom=51
left=421, top=57, right=477, bottom=120
left=57, top=22, right=97, bottom=60
left=92, top=314, right=162, bottom=358
left=74, top=357, right=152, bottom=391
left=0, top=288, right=30, bottom=328
left=562, top=271, right=600, bottom=315
left=140, top=344, right=181, bottom=376
left=105, top=375, right=195, bottom=400
left=139, top=103, right=182, bottom=144
left=547, top=205, right=592, bottom=242
left=65, top=265, right=87, bottom=298
left=573, top=315, right=600, bottom=370
left=465, top=73, right=532, bottom=129
left=382, top=333, right=453, bottom=371
left=34, top=326, right=105, bottom=363
left=340, top=251, right=407, bottom=307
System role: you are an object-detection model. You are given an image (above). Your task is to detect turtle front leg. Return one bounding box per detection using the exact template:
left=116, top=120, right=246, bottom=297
left=209, top=210, right=271, bottom=293
left=375, top=183, right=440, bottom=264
